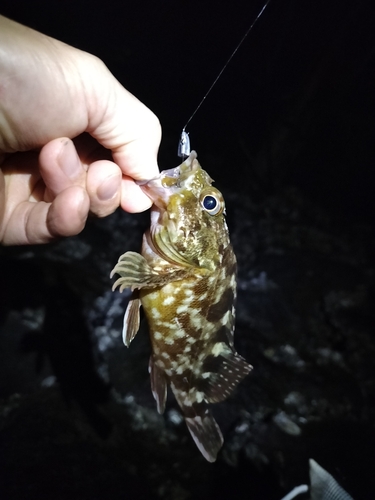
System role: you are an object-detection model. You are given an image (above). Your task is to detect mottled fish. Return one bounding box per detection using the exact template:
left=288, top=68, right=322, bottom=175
left=111, top=151, right=252, bottom=462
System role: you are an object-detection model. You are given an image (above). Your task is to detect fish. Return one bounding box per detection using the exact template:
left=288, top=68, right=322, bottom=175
left=280, top=459, right=354, bottom=500
left=110, top=151, right=252, bottom=462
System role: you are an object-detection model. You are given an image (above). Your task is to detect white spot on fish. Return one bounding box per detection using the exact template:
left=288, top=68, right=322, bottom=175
left=203, top=330, right=212, bottom=340
left=190, top=314, right=204, bottom=329
left=198, top=352, right=206, bottom=362
left=176, top=304, right=189, bottom=314
left=182, top=281, right=195, bottom=288
left=160, top=321, right=178, bottom=329
left=170, top=360, right=178, bottom=370
left=211, top=342, right=225, bottom=357
left=163, top=296, right=175, bottom=306
left=154, top=331, right=162, bottom=340
left=165, top=283, right=175, bottom=292
left=182, top=295, right=194, bottom=305
left=195, top=391, right=205, bottom=403
left=151, top=307, right=161, bottom=318
left=221, top=310, right=230, bottom=325
left=193, top=366, right=202, bottom=376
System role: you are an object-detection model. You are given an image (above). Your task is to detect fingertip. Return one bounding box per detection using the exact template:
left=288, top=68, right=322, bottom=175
left=113, top=147, right=160, bottom=183
left=39, top=137, right=86, bottom=199
left=86, top=160, right=122, bottom=217
left=120, top=177, right=153, bottom=213
left=47, top=186, right=90, bottom=237
left=39, top=137, right=68, bottom=168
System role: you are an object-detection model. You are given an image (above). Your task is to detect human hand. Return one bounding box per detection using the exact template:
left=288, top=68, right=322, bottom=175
left=0, top=16, right=161, bottom=245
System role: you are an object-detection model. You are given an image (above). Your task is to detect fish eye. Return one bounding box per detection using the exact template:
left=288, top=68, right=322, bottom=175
left=201, top=194, right=223, bottom=215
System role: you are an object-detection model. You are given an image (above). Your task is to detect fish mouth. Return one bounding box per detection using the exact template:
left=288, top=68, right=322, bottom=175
left=135, top=166, right=180, bottom=187
left=136, top=151, right=198, bottom=206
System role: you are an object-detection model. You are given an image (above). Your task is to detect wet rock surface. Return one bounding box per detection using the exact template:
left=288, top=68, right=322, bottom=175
left=1, top=188, right=374, bottom=500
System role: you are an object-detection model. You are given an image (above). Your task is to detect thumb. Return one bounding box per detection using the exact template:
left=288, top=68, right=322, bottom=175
left=86, top=62, right=162, bottom=182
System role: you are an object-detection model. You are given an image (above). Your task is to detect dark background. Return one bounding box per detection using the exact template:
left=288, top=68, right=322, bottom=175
left=1, top=1, right=375, bottom=499
left=2, top=0, right=374, bottom=222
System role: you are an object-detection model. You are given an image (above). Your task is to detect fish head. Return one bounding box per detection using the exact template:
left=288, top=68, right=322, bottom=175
left=139, top=151, right=230, bottom=270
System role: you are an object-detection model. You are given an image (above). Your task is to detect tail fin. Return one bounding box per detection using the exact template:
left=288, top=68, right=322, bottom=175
left=185, top=410, right=223, bottom=462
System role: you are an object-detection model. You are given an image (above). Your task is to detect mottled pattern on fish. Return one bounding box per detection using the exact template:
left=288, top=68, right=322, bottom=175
left=111, top=151, right=252, bottom=462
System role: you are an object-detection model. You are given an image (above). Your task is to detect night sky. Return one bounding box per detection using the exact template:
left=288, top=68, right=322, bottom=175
left=2, top=0, right=375, bottom=221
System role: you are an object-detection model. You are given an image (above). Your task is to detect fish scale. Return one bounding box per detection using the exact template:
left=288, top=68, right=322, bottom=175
left=111, top=151, right=252, bottom=462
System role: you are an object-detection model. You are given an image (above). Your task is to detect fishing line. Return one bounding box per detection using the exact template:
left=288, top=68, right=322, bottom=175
left=178, top=0, right=272, bottom=158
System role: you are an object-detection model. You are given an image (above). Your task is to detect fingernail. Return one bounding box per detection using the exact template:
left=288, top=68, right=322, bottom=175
left=97, top=174, right=120, bottom=201
left=58, top=139, right=82, bottom=179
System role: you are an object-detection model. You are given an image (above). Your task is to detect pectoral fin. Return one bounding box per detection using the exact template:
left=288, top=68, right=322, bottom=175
left=111, top=251, right=191, bottom=291
left=111, top=252, right=158, bottom=291
left=122, top=290, right=141, bottom=347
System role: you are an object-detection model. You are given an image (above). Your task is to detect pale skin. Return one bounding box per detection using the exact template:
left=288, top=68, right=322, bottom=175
left=0, top=15, right=161, bottom=245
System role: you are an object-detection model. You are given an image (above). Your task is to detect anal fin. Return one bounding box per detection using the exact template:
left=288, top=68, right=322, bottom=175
left=149, top=356, right=167, bottom=414
left=185, top=410, right=223, bottom=462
